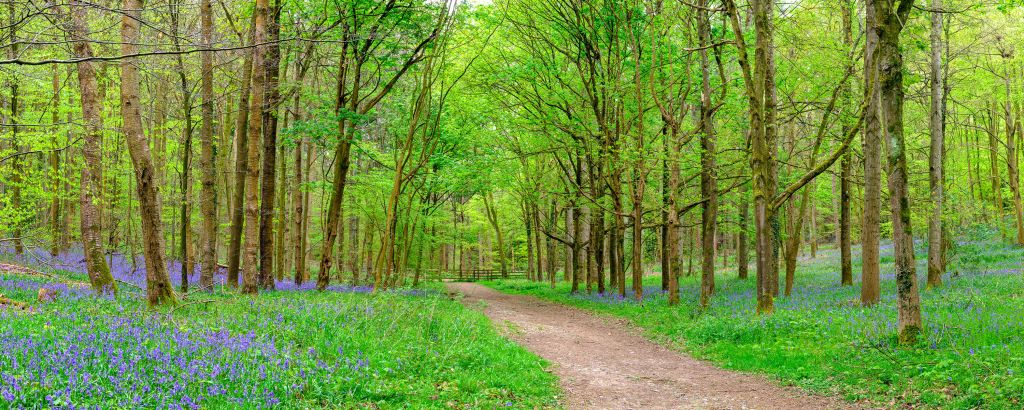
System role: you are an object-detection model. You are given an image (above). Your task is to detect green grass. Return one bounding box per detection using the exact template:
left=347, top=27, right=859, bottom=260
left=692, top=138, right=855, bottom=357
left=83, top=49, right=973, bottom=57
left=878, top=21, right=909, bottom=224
left=483, top=232, right=1024, bottom=409
left=0, top=271, right=560, bottom=408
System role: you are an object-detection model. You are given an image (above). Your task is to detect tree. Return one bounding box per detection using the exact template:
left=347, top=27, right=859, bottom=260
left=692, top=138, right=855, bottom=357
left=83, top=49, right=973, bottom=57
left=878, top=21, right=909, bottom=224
left=316, top=0, right=446, bottom=291
left=198, top=0, right=217, bottom=291
left=68, top=0, right=116, bottom=295
left=120, top=0, right=176, bottom=305
left=869, top=0, right=922, bottom=342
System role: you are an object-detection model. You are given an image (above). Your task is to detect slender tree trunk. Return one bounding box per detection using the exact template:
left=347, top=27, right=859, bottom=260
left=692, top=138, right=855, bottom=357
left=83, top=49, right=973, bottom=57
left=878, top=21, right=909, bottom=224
left=275, top=142, right=288, bottom=280
left=1004, top=77, right=1023, bottom=245
left=926, top=0, right=945, bottom=287
left=292, top=128, right=306, bottom=284
left=839, top=0, right=854, bottom=287
left=738, top=188, right=749, bottom=279
left=7, top=4, right=22, bottom=255
left=698, top=1, right=717, bottom=307
left=317, top=46, right=359, bottom=291
left=50, top=65, right=62, bottom=256
left=227, top=19, right=255, bottom=289
left=70, top=1, right=115, bottom=294
left=121, top=0, right=177, bottom=304
left=988, top=105, right=1004, bottom=230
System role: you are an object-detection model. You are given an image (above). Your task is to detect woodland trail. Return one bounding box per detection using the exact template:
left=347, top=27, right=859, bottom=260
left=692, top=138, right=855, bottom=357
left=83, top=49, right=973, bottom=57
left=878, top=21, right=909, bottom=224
left=448, top=283, right=858, bottom=410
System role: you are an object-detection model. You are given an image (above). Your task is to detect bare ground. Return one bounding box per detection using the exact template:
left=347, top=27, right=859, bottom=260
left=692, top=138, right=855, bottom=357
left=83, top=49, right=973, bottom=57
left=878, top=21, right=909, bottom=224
left=448, top=282, right=859, bottom=410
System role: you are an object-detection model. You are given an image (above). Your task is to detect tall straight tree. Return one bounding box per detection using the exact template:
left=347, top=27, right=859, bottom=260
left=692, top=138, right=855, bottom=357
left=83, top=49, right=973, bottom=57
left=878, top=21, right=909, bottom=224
left=723, top=0, right=777, bottom=313
left=69, top=0, right=116, bottom=295
left=840, top=0, right=854, bottom=287
left=870, top=0, right=922, bottom=342
left=697, top=0, right=718, bottom=308
left=861, top=0, right=883, bottom=306
left=258, top=0, right=283, bottom=289
left=7, top=2, right=22, bottom=255
left=243, top=0, right=270, bottom=295
left=227, top=18, right=255, bottom=289
left=169, top=0, right=195, bottom=292
left=926, top=0, right=945, bottom=288
left=120, top=0, right=177, bottom=305
left=198, top=0, right=217, bottom=290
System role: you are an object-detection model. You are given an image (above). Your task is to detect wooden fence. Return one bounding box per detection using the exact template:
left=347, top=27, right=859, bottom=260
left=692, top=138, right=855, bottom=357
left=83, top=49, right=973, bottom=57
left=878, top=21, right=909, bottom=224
left=426, top=269, right=527, bottom=282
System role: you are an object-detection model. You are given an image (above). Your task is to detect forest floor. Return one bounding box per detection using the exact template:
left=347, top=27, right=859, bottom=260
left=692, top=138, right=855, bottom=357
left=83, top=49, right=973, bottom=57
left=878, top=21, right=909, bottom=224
left=449, top=282, right=851, bottom=410
left=0, top=248, right=561, bottom=408
left=479, top=227, right=1024, bottom=409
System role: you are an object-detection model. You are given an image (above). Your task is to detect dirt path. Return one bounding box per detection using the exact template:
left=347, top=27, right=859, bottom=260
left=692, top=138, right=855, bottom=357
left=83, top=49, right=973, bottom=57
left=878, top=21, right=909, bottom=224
left=448, top=283, right=857, bottom=410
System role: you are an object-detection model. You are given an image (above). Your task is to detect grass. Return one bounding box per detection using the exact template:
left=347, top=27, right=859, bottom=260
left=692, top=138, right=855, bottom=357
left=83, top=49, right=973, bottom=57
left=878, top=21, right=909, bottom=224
left=0, top=251, right=560, bottom=408
left=483, top=228, right=1024, bottom=409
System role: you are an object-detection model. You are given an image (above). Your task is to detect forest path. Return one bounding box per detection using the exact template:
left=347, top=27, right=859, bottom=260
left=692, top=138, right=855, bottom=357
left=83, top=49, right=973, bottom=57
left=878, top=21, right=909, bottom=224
left=447, top=282, right=857, bottom=410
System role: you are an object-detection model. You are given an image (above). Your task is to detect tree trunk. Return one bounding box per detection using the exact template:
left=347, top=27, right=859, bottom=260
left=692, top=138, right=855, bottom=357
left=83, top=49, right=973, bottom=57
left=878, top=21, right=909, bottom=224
left=738, top=188, right=749, bottom=279
left=70, top=2, right=116, bottom=295
left=872, top=0, right=922, bottom=342
left=258, top=1, right=283, bottom=289
left=7, top=4, right=22, bottom=255
left=198, top=0, right=217, bottom=291
left=227, top=19, right=255, bottom=289
left=698, top=1, right=717, bottom=307
left=988, top=105, right=1004, bottom=231
left=242, top=0, right=270, bottom=295
left=926, top=0, right=944, bottom=287
left=860, top=0, right=882, bottom=306
left=317, top=45, right=359, bottom=291
left=275, top=142, right=288, bottom=281
left=50, top=65, right=62, bottom=256
left=121, top=0, right=177, bottom=304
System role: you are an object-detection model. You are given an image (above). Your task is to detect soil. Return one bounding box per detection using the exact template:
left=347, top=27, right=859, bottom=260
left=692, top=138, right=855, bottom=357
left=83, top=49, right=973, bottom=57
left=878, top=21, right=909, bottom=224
left=448, top=282, right=860, bottom=410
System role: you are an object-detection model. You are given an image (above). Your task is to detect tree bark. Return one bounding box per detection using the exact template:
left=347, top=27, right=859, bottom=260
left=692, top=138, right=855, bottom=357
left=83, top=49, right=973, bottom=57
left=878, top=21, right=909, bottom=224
left=737, top=188, right=749, bottom=279
left=872, top=0, right=922, bottom=342
left=860, top=0, right=882, bottom=306
left=258, top=0, right=283, bottom=289
left=242, top=0, right=269, bottom=295
left=926, top=0, right=944, bottom=287
left=198, top=0, right=217, bottom=291
left=840, top=0, right=854, bottom=287
left=698, top=0, right=717, bottom=308
left=121, top=0, right=177, bottom=304
left=227, top=19, right=255, bottom=289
